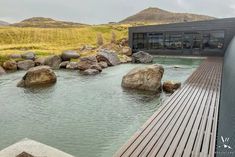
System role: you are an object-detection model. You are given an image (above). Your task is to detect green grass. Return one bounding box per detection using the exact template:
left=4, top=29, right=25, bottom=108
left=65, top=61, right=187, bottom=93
left=0, top=24, right=129, bottom=58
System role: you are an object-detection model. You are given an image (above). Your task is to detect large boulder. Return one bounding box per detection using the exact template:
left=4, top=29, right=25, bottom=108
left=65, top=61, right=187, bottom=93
left=17, top=66, right=57, bottom=87
left=44, top=55, right=62, bottom=69
left=21, top=52, right=36, bottom=60
left=34, top=57, right=46, bottom=66
left=132, top=51, right=153, bottom=64
left=81, top=69, right=100, bottom=75
left=0, top=66, right=6, bottom=75
left=61, top=50, right=80, bottom=61
left=122, top=64, right=164, bottom=92
left=3, top=60, right=17, bottom=70
left=78, top=56, right=102, bottom=71
left=66, top=62, right=79, bottom=70
left=17, top=60, right=35, bottom=70
left=163, top=81, right=181, bottom=93
left=96, top=50, right=120, bottom=66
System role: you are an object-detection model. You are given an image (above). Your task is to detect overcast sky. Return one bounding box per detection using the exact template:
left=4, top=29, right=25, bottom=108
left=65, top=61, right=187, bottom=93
left=0, top=0, right=235, bottom=24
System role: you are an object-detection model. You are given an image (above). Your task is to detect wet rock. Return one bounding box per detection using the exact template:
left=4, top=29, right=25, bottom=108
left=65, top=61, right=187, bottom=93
left=98, top=61, right=108, bottom=69
left=66, top=62, right=79, bottom=70
left=81, top=69, right=100, bottom=75
left=3, top=60, right=17, bottom=71
left=163, top=81, right=181, bottom=93
left=122, top=64, right=164, bottom=92
left=78, top=56, right=101, bottom=71
left=0, top=66, right=6, bottom=75
left=132, top=51, right=153, bottom=64
left=96, top=50, right=120, bottom=66
left=61, top=50, right=80, bottom=61
left=59, top=61, right=70, bottom=69
left=21, top=52, right=36, bottom=60
left=17, top=60, right=35, bottom=70
left=34, top=57, right=46, bottom=66
left=17, top=66, right=57, bottom=87
left=44, top=55, right=62, bottom=69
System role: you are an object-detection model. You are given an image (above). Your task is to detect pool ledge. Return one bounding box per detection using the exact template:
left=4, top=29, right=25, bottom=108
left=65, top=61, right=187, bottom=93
left=0, top=138, right=74, bottom=157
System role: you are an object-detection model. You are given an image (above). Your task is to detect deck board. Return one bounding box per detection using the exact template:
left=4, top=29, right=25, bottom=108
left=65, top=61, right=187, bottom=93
left=114, top=57, right=223, bottom=157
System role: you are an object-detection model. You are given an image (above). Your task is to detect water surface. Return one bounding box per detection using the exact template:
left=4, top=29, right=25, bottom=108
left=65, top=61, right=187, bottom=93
left=0, top=57, right=202, bottom=157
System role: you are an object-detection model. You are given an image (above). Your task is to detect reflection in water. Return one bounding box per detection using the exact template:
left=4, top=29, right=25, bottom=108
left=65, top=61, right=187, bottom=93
left=0, top=57, right=202, bottom=157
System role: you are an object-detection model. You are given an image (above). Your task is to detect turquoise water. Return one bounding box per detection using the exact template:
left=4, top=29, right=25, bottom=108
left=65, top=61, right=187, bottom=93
left=0, top=57, right=202, bottom=157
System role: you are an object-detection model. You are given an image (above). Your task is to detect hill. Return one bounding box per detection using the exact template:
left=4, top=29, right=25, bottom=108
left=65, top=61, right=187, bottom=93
left=0, top=20, right=9, bottom=26
left=11, top=17, right=88, bottom=28
left=120, top=7, right=215, bottom=24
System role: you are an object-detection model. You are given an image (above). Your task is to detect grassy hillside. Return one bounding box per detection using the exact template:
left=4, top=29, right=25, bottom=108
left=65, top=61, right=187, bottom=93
left=0, top=24, right=129, bottom=58
left=120, top=7, right=215, bottom=24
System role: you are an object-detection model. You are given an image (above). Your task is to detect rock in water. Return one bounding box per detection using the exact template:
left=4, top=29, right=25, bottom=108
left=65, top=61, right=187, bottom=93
left=96, top=50, right=120, bottom=66
left=98, top=61, right=108, bottom=69
left=3, top=60, right=17, bottom=70
left=61, top=50, right=80, bottom=61
left=0, top=66, right=6, bottom=75
left=21, top=52, right=36, bottom=60
left=132, top=51, right=153, bottom=63
left=17, top=66, right=57, bottom=87
left=81, top=69, right=100, bottom=75
left=78, top=56, right=102, bottom=71
left=163, top=81, right=181, bottom=93
left=59, top=61, right=70, bottom=69
left=122, top=64, right=164, bottom=92
left=66, top=62, right=79, bottom=70
left=44, top=55, right=62, bottom=69
left=17, top=60, right=35, bottom=70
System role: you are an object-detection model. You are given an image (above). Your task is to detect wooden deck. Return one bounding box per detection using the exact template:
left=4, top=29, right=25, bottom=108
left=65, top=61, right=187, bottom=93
left=114, top=57, right=223, bottom=157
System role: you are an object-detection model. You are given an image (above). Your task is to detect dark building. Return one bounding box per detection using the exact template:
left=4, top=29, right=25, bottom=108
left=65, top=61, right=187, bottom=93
left=129, top=18, right=235, bottom=56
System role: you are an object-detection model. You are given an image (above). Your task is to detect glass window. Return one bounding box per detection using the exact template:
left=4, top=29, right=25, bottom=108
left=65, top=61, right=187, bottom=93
left=203, top=31, right=224, bottom=49
left=148, top=33, right=164, bottom=49
left=164, top=33, right=182, bottom=50
left=183, top=32, right=202, bottom=49
left=183, top=33, right=192, bottom=49
left=133, top=33, right=148, bottom=50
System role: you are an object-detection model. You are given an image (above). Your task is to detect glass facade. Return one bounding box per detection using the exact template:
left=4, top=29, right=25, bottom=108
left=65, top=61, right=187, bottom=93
left=133, top=30, right=225, bottom=52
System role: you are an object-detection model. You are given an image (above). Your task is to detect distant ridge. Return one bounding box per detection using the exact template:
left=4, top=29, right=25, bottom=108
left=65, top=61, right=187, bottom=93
left=11, top=17, right=88, bottom=28
left=120, top=7, right=215, bottom=24
left=0, top=20, right=9, bottom=26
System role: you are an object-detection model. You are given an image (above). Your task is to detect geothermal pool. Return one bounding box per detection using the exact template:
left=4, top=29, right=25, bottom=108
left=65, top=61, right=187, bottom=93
left=0, top=57, right=202, bottom=157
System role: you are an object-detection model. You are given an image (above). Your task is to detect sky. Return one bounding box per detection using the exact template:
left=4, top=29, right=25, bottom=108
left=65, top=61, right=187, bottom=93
left=0, top=0, right=235, bottom=24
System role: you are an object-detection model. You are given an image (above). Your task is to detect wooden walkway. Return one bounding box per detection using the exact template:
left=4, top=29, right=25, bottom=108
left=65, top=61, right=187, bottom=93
left=114, top=57, right=223, bottom=157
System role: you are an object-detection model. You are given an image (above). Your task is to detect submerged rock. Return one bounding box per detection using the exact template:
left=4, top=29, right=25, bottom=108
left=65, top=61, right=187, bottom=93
left=44, top=55, right=62, bottom=69
left=17, top=66, right=57, bottom=87
left=122, top=64, right=164, bottom=92
left=96, top=50, right=120, bottom=66
left=132, top=51, right=153, bottom=64
left=81, top=69, right=100, bottom=75
left=163, top=81, right=181, bottom=93
left=3, top=60, right=17, bottom=71
left=21, top=52, right=36, bottom=60
left=61, top=50, right=80, bottom=61
left=17, top=60, right=35, bottom=70
left=0, top=66, right=6, bottom=75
